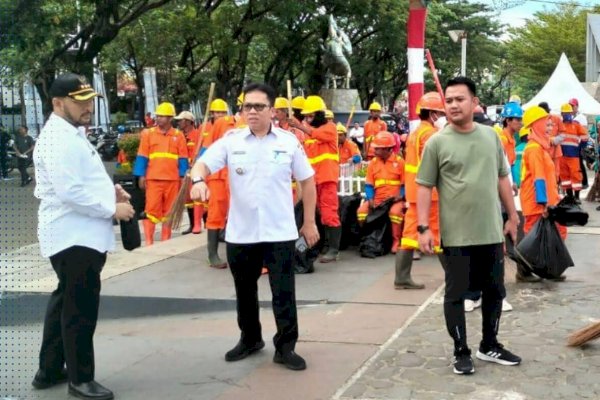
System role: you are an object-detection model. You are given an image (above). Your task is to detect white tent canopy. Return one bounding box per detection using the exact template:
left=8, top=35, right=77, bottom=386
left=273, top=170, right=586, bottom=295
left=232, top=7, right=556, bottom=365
left=523, top=53, right=600, bottom=116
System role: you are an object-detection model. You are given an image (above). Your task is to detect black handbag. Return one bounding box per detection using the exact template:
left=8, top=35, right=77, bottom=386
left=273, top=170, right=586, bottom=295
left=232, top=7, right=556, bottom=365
left=120, top=214, right=141, bottom=251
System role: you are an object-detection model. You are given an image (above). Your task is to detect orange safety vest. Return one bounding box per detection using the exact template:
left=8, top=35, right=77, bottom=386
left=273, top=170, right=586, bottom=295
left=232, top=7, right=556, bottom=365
left=520, top=141, right=559, bottom=216
left=560, top=121, right=588, bottom=158
left=185, top=128, right=201, bottom=162
left=338, top=139, right=360, bottom=164
left=205, top=115, right=236, bottom=182
left=303, top=121, right=339, bottom=184
left=366, top=154, right=405, bottom=203
left=404, top=121, right=438, bottom=203
left=499, top=127, right=516, bottom=166
left=137, top=127, right=188, bottom=180
left=364, top=118, right=388, bottom=158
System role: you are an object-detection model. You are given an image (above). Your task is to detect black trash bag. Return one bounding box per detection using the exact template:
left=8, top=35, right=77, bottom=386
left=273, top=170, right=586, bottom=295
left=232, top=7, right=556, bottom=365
left=514, top=217, right=574, bottom=279
left=120, top=214, right=141, bottom=251
left=548, top=196, right=589, bottom=227
left=338, top=193, right=363, bottom=250
left=293, top=201, right=323, bottom=274
left=358, top=198, right=394, bottom=259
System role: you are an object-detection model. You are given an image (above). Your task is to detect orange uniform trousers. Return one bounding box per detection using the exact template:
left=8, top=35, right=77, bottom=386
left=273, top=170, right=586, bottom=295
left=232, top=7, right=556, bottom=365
left=206, top=179, right=229, bottom=230
left=357, top=200, right=404, bottom=226
left=559, top=157, right=583, bottom=191
left=524, top=214, right=567, bottom=241
left=145, top=179, right=180, bottom=223
left=317, top=182, right=341, bottom=227
left=399, top=202, right=441, bottom=251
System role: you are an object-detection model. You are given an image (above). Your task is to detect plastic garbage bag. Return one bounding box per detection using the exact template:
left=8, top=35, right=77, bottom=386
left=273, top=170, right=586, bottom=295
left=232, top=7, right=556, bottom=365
left=548, top=196, right=589, bottom=227
left=120, top=214, right=141, bottom=251
left=514, top=217, right=574, bottom=279
left=293, top=201, right=323, bottom=274
left=358, top=198, right=394, bottom=258
left=338, top=193, right=363, bottom=250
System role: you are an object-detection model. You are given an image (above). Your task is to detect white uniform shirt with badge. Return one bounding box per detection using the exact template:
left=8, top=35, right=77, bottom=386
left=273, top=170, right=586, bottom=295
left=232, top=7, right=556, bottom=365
left=34, top=113, right=116, bottom=258
left=200, top=125, right=314, bottom=244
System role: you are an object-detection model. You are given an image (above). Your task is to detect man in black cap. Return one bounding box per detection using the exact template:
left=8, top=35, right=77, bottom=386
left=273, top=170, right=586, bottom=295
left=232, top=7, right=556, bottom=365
left=32, top=73, right=135, bottom=400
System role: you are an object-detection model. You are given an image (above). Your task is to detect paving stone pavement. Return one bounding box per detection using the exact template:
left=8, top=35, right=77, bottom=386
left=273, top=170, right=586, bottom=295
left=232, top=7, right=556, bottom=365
left=338, top=272, right=600, bottom=400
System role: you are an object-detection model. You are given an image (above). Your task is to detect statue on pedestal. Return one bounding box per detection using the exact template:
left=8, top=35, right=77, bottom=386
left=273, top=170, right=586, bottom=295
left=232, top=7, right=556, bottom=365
left=321, top=15, right=352, bottom=89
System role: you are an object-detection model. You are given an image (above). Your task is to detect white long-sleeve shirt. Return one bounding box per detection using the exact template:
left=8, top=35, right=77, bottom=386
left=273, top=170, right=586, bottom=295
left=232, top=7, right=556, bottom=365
left=34, top=113, right=116, bottom=257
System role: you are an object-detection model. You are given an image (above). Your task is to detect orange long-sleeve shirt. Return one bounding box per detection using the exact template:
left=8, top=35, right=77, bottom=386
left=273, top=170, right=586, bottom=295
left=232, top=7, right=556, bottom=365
left=366, top=155, right=404, bottom=204
left=134, top=127, right=188, bottom=180
left=405, top=121, right=438, bottom=203
left=304, top=121, right=339, bottom=184
left=520, top=141, right=559, bottom=216
left=339, top=139, right=360, bottom=164
left=499, top=127, right=517, bottom=166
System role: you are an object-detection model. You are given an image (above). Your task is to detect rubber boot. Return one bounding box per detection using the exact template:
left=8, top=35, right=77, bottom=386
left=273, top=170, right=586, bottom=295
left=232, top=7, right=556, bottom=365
left=142, top=219, right=155, bottom=246
left=181, top=208, right=194, bottom=235
left=394, top=249, right=425, bottom=289
left=574, top=190, right=581, bottom=204
left=391, top=223, right=402, bottom=254
left=161, top=224, right=172, bottom=241
left=192, top=205, right=203, bottom=234
left=319, top=226, right=341, bottom=263
left=207, top=229, right=227, bottom=269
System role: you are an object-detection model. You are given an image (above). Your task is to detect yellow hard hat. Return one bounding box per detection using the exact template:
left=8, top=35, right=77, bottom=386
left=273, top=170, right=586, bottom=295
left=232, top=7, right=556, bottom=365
left=522, top=106, right=548, bottom=128
left=301, top=95, right=327, bottom=115
left=325, top=109, right=334, bottom=119
left=336, top=122, right=347, bottom=134
left=155, top=102, right=176, bottom=117
left=519, top=127, right=530, bottom=138
left=369, top=102, right=382, bottom=112
left=237, top=93, right=244, bottom=106
left=291, top=96, right=305, bottom=110
left=509, top=94, right=521, bottom=105
left=274, top=97, right=290, bottom=109
left=560, top=103, right=573, bottom=113
left=210, top=98, right=228, bottom=112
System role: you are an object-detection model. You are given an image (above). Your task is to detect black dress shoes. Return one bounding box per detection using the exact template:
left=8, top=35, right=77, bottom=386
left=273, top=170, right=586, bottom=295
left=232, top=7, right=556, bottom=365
left=32, top=367, right=68, bottom=389
left=225, top=340, right=265, bottom=362
left=273, top=350, right=307, bottom=371
left=68, top=381, right=114, bottom=400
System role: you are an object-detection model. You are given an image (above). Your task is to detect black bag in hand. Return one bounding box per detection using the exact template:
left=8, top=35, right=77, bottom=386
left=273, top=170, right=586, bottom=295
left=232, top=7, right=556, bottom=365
left=358, top=198, right=394, bottom=258
left=514, top=217, right=574, bottom=279
left=338, top=193, right=363, bottom=250
left=548, top=196, right=589, bottom=227
left=120, top=214, right=141, bottom=251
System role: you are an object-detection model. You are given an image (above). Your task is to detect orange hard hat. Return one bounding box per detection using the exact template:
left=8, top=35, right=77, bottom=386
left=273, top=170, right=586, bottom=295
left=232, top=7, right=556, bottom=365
left=417, top=92, right=445, bottom=112
left=372, top=131, right=396, bottom=148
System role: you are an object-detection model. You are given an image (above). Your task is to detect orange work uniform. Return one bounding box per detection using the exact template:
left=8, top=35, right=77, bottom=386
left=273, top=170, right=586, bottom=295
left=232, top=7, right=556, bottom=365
left=203, top=116, right=237, bottom=230
left=339, top=139, right=360, bottom=164
left=520, top=141, right=567, bottom=240
left=400, top=121, right=441, bottom=252
left=183, top=128, right=203, bottom=208
left=499, top=127, right=516, bottom=166
left=304, top=121, right=340, bottom=227
left=547, top=114, right=564, bottom=181
left=357, top=155, right=405, bottom=251
left=363, top=119, right=387, bottom=159
left=559, top=121, right=588, bottom=191
left=134, top=127, right=188, bottom=224
left=279, top=120, right=306, bottom=143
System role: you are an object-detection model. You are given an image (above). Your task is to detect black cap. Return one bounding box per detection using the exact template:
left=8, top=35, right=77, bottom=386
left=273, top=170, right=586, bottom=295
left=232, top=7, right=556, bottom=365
left=49, top=73, right=101, bottom=101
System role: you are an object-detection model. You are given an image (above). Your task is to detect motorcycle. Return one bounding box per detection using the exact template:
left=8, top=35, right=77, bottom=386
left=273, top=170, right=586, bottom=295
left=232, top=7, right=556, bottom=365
left=87, top=128, right=119, bottom=161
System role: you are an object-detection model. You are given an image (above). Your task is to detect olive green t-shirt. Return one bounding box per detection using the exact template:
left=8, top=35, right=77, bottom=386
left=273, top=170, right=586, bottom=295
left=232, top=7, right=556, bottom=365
left=416, top=123, right=509, bottom=247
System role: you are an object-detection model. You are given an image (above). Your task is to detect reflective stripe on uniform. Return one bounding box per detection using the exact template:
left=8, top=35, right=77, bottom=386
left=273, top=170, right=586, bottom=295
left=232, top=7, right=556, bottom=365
left=374, top=179, right=402, bottom=187
left=308, top=153, right=339, bottom=164
left=149, top=152, right=179, bottom=160
left=145, top=213, right=163, bottom=224
left=405, top=164, right=418, bottom=174
left=389, top=215, right=403, bottom=224
left=400, top=238, right=442, bottom=253
left=304, top=139, right=318, bottom=145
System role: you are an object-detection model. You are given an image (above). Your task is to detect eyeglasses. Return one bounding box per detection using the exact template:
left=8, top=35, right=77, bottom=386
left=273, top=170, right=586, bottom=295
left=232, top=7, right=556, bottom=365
left=242, top=103, right=269, bottom=112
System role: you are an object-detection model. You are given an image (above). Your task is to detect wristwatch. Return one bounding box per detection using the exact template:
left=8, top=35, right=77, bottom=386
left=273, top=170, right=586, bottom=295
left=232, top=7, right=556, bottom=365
left=191, top=177, right=204, bottom=185
left=417, top=225, right=430, bottom=234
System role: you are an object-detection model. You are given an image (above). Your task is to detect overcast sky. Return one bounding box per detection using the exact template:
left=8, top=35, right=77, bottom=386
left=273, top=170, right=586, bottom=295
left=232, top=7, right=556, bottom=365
left=494, top=1, right=549, bottom=29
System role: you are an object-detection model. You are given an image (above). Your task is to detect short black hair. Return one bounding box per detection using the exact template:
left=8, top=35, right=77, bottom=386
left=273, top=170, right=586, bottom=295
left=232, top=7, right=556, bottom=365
left=418, top=109, right=432, bottom=121
left=444, top=76, right=476, bottom=97
left=242, top=82, right=276, bottom=106
left=538, top=102, right=550, bottom=113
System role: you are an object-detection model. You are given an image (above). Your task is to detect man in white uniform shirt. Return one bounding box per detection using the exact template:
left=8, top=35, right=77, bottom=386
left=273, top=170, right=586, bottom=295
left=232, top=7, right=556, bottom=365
left=191, top=82, right=319, bottom=371
left=32, top=73, right=134, bottom=400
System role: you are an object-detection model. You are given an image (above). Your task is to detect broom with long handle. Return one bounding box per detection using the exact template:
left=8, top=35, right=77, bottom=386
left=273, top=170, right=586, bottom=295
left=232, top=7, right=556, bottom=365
left=167, top=82, right=216, bottom=230
left=567, top=321, right=600, bottom=347
left=286, top=80, right=293, bottom=119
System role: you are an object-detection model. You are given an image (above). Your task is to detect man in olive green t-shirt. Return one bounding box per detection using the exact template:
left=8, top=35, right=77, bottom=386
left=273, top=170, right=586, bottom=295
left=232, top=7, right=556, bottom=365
left=416, top=77, right=521, bottom=376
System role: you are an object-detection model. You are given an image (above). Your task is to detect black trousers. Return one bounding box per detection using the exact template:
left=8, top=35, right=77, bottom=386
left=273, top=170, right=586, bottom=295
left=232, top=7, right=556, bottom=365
left=39, top=246, right=106, bottom=384
left=17, top=157, right=30, bottom=183
left=226, top=241, right=298, bottom=354
left=442, top=243, right=505, bottom=350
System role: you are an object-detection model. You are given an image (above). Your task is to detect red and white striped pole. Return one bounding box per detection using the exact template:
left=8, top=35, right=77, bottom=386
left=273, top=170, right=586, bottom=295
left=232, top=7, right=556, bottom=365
left=407, top=0, right=428, bottom=133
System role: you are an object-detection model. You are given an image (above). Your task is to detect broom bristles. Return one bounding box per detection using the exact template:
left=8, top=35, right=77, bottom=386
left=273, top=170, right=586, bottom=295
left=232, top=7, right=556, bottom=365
left=167, top=177, right=191, bottom=230
left=567, top=321, right=600, bottom=347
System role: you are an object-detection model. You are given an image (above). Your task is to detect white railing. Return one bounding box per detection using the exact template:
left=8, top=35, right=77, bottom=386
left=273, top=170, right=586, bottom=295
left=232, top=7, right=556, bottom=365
left=338, top=161, right=368, bottom=196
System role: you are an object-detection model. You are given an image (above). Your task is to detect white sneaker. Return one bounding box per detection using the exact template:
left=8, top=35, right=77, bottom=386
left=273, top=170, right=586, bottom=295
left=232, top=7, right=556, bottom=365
left=464, top=298, right=481, bottom=312
left=502, top=299, right=513, bottom=312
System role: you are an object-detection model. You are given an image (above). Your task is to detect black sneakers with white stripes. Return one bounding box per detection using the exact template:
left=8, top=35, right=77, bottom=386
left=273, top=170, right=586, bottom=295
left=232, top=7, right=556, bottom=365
left=453, top=347, right=475, bottom=375
left=476, top=342, right=521, bottom=366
